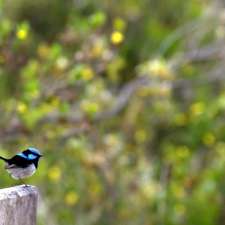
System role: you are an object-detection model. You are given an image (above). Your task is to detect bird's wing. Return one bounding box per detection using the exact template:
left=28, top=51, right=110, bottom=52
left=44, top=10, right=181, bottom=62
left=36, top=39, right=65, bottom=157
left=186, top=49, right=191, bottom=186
left=5, top=164, right=18, bottom=169
left=8, top=155, right=31, bottom=168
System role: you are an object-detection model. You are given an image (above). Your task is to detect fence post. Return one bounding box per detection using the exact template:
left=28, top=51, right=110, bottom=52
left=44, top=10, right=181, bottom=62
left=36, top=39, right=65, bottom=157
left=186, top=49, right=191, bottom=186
left=0, top=185, right=38, bottom=225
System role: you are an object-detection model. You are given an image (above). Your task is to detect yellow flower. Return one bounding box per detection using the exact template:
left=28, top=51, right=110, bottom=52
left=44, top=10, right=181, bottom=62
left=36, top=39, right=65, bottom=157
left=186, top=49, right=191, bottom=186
left=190, top=102, right=205, bottom=116
left=51, top=97, right=60, bottom=107
left=111, top=31, right=124, bottom=45
left=17, top=102, right=28, bottom=113
left=64, top=191, right=79, bottom=206
left=202, top=132, right=215, bottom=146
left=81, top=67, right=94, bottom=81
left=147, top=59, right=173, bottom=79
left=16, top=27, right=28, bottom=40
left=81, top=100, right=99, bottom=115
left=142, top=182, right=159, bottom=199
left=56, top=57, right=69, bottom=71
left=48, top=166, right=61, bottom=182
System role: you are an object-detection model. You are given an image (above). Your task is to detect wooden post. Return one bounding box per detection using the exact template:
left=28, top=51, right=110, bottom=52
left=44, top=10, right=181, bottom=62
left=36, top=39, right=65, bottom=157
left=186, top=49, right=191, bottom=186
left=0, top=185, right=38, bottom=225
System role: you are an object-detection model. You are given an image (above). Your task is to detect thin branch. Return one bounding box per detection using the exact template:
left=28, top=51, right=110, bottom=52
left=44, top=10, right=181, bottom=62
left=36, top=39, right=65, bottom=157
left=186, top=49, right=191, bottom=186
left=95, top=76, right=149, bottom=121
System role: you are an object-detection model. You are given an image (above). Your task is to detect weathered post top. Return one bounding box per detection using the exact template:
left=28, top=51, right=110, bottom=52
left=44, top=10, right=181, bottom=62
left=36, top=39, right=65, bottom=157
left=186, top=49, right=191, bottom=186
left=0, top=185, right=38, bottom=225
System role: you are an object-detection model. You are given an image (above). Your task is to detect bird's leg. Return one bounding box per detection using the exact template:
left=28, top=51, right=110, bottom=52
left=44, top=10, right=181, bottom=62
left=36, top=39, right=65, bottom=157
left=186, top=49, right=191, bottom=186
left=20, top=178, right=28, bottom=187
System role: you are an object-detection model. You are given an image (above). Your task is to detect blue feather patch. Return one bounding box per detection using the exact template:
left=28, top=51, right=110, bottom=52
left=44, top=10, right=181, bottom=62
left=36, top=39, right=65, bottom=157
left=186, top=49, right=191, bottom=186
left=28, top=147, right=41, bottom=156
left=17, top=153, right=28, bottom=159
left=28, top=154, right=37, bottom=160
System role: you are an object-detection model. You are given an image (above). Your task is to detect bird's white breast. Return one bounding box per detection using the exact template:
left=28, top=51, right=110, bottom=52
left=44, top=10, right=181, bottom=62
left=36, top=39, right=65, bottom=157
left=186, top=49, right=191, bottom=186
left=6, top=164, right=36, bottom=180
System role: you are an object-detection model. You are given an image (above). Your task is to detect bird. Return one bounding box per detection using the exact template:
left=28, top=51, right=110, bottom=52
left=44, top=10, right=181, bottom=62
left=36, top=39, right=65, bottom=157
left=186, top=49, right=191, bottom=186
left=0, top=147, right=42, bottom=183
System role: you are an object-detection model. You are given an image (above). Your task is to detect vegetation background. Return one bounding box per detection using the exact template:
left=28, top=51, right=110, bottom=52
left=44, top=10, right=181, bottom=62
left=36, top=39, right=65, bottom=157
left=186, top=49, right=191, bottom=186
left=0, top=0, right=225, bottom=225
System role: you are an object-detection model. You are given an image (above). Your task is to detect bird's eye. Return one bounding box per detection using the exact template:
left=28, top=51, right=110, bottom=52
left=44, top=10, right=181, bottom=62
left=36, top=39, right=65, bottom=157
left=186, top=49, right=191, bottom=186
left=28, top=154, right=37, bottom=160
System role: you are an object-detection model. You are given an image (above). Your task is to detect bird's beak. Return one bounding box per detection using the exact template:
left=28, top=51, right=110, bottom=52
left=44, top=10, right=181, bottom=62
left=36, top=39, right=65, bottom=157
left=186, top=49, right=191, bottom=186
left=40, top=154, right=43, bottom=157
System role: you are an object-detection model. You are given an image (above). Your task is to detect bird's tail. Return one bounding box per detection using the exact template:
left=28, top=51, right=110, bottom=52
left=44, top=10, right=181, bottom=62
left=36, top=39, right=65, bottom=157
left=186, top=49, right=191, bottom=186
left=0, top=156, right=8, bottom=162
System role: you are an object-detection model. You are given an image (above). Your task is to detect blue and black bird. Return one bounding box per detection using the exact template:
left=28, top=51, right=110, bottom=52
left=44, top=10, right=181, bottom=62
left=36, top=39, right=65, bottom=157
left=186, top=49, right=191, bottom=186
left=0, top=147, right=42, bottom=181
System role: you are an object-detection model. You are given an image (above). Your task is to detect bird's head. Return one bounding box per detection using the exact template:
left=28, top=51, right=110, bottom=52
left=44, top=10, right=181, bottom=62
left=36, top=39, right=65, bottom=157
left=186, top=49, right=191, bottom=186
left=28, top=147, right=42, bottom=156
left=24, top=147, right=43, bottom=158
left=22, top=147, right=43, bottom=168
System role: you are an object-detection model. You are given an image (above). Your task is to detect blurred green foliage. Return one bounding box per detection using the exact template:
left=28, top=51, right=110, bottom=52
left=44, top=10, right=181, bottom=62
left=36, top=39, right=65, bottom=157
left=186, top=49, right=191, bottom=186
left=0, top=0, right=225, bottom=225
